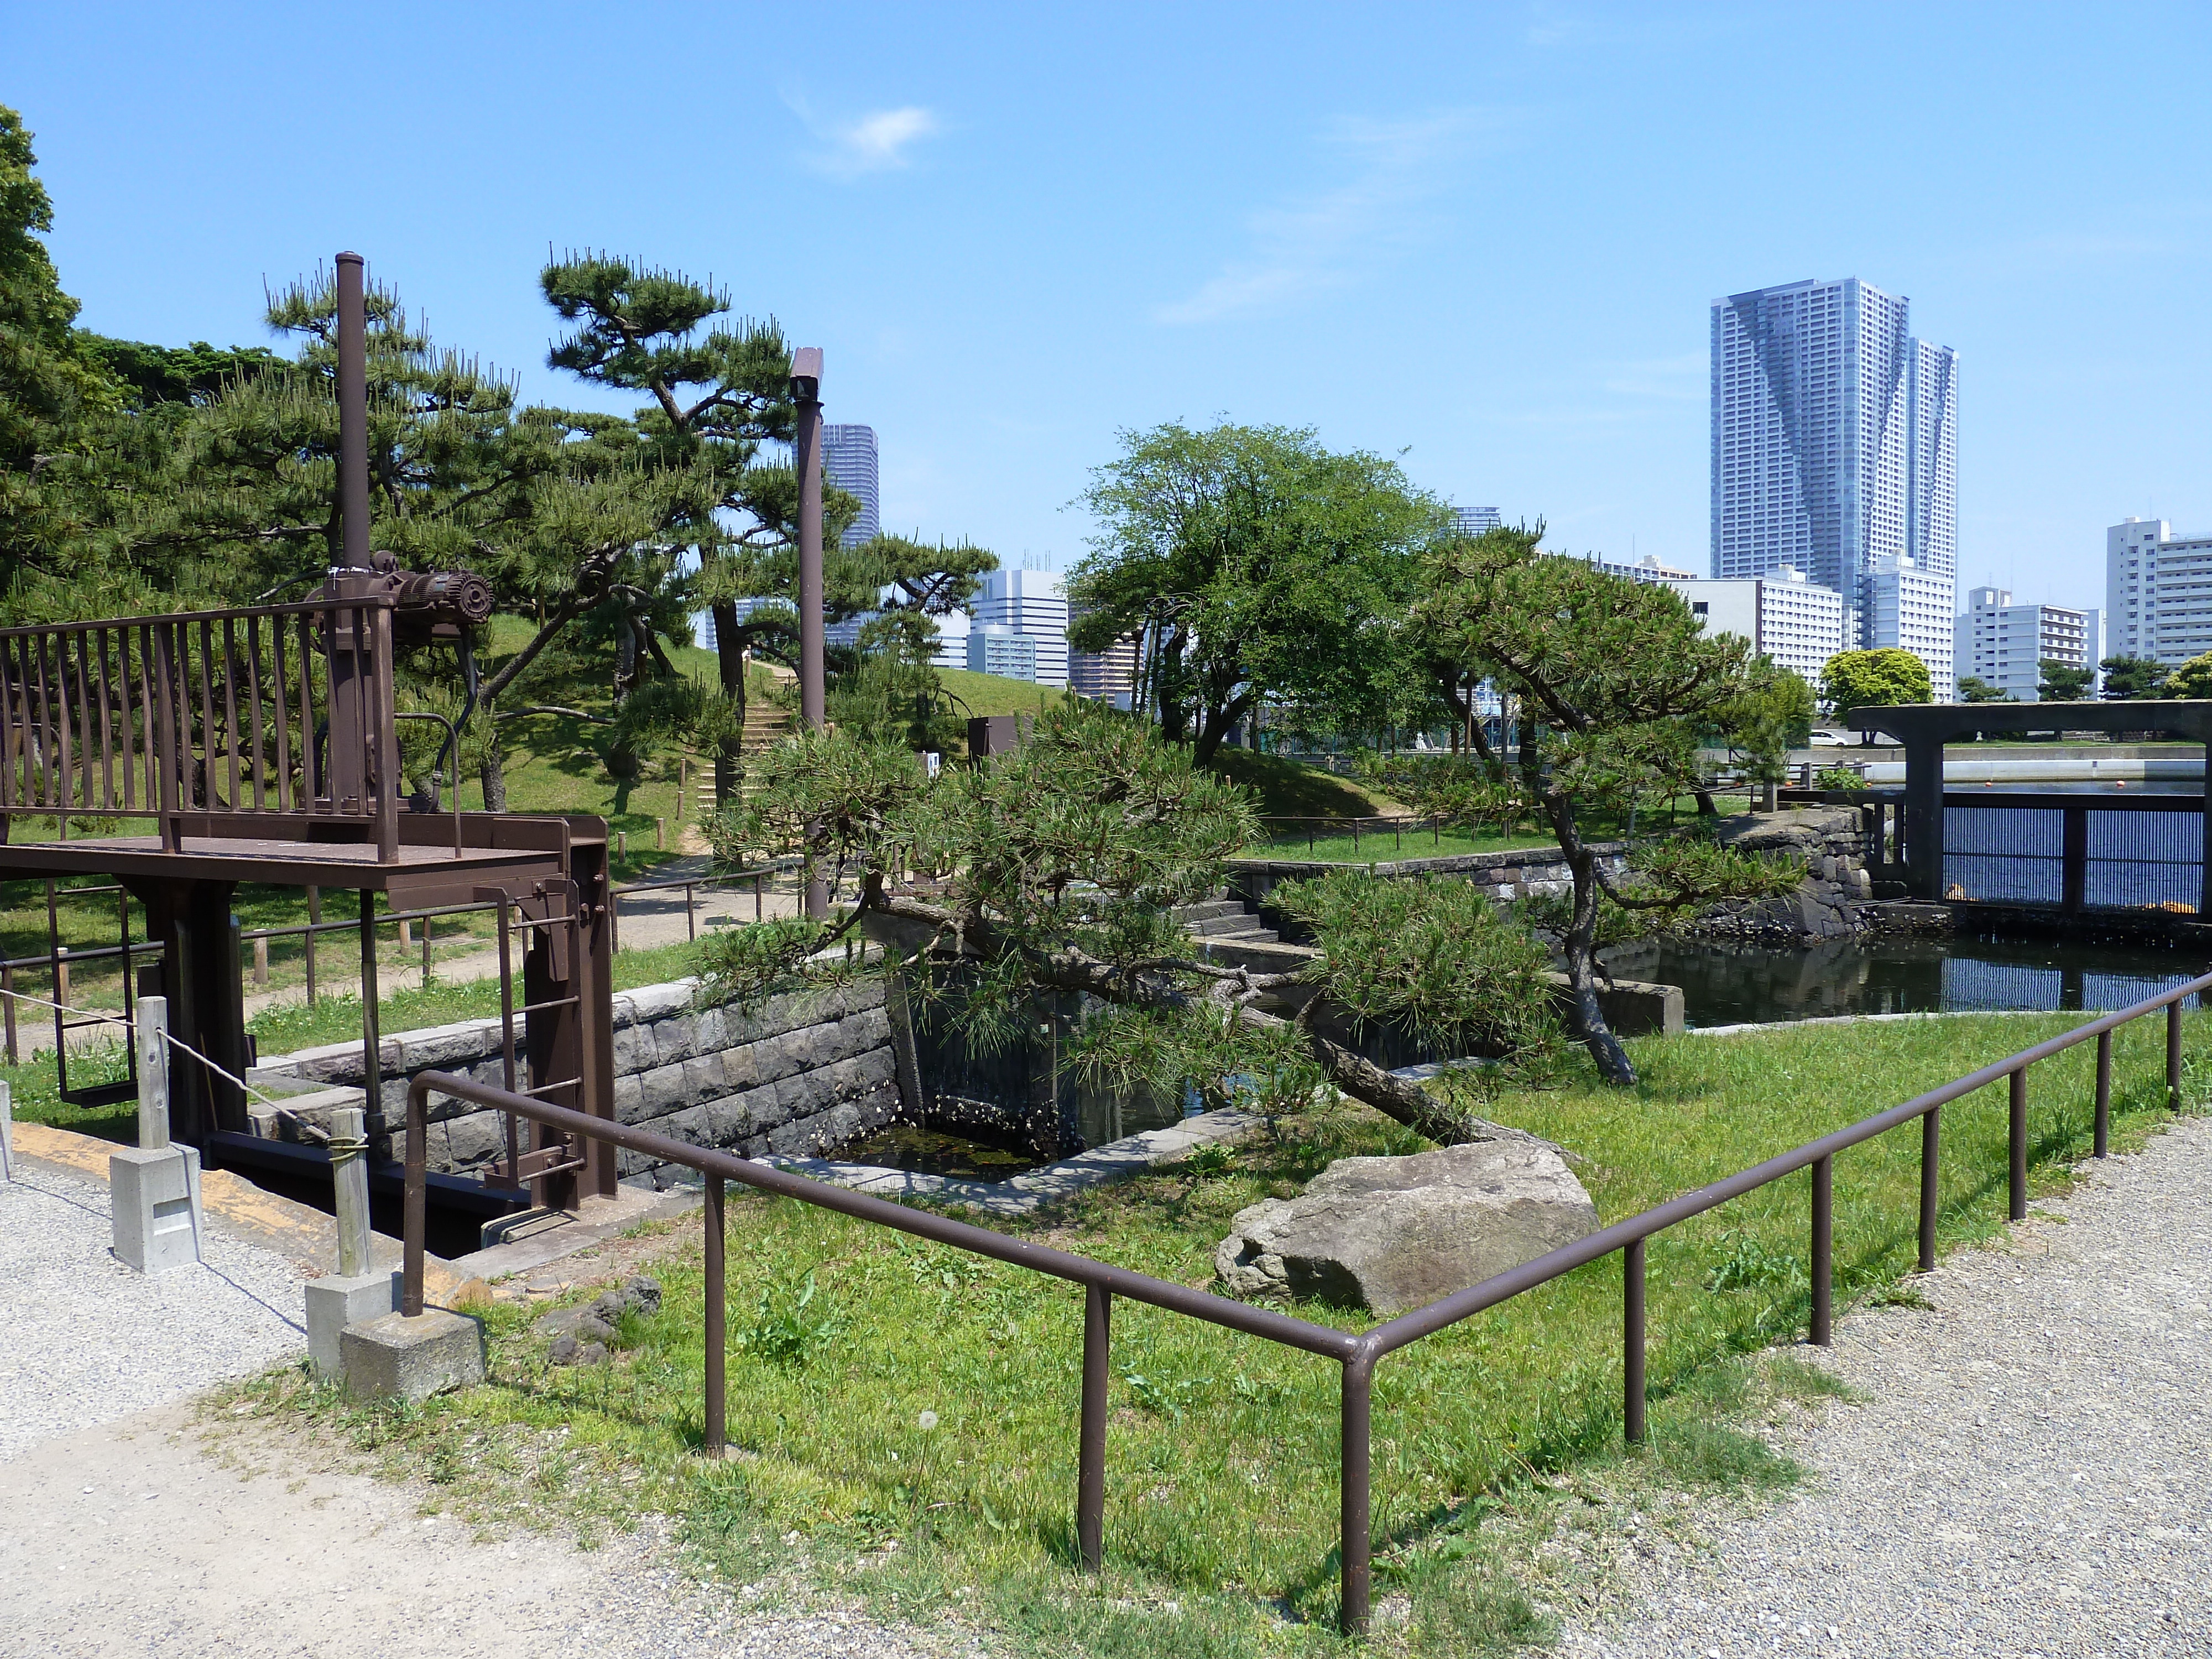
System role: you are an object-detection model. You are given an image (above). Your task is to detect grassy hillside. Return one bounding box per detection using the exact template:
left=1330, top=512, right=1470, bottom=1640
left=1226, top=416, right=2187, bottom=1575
left=1203, top=748, right=1400, bottom=818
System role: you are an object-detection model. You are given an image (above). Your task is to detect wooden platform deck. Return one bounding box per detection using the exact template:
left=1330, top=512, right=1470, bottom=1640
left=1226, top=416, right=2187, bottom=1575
left=0, top=833, right=573, bottom=902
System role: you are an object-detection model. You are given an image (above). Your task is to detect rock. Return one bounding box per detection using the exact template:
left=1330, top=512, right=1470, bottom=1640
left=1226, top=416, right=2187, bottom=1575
left=1213, top=1142, right=1599, bottom=1317
left=619, top=1275, right=662, bottom=1316
left=547, top=1333, right=610, bottom=1368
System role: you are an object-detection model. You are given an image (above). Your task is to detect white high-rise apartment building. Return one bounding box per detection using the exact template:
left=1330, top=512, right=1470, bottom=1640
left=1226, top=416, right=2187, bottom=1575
left=1578, top=551, right=1698, bottom=587
left=2105, top=517, right=2212, bottom=667
left=1452, top=506, right=1501, bottom=536
left=1711, top=278, right=1958, bottom=679
left=1679, top=566, right=1850, bottom=684
left=1867, top=554, right=1955, bottom=697
left=1954, top=586, right=2101, bottom=701
left=967, top=567, right=1070, bottom=686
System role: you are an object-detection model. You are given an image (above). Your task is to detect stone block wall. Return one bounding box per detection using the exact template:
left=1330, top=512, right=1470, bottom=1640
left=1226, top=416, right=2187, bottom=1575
left=1230, top=844, right=1631, bottom=938
left=249, top=979, right=904, bottom=1182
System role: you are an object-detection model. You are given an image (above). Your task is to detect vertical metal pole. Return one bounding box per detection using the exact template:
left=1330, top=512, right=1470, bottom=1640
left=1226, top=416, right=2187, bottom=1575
left=401, top=1082, right=425, bottom=1318
left=1623, top=1238, right=1646, bottom=1444
left=754, top=873, right=763, bottom=922
left=497, top=896, right=518, bottom=1182
left=305, top=886, right=319, bottom=1005
left=1918, top=1105, right=1940, bottom=1274
left=2167, top=999, right=2184, bottom=1108
left=1811, top=1154, right=1833, bottom=1345
left=334, top=253, right=372, bottom=574
left=609, top=889, right=619, bottom=957
left=703, top=1175, right=726, bottom=1457
left=1339, top=1353, right=1373, bottom=1637
left=791, top=347, right=827, bottom=924
left=686, top=884, right=696, bottom=943
left=359, top=890, right=380, bottom=1128
left=2094, top=1030, right=2112, bottom=1157
left=3, top=963, right=16, bottom=1066
left=2008, top=1068, right=2028, bottom=1223
left=420, top=912, right=431, bottom=987
left=1078, top=1284, right=1110, bottom=1571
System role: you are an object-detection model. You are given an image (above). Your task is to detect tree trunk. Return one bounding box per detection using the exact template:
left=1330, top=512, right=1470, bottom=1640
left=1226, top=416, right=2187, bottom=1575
left=479, top=718, right=508, bottom=811
left=712, top=601, right=747, bottom=807
left=1561, top=852, right=1636, bottom=1085
left=1693, top=789, right=1718, bottom=816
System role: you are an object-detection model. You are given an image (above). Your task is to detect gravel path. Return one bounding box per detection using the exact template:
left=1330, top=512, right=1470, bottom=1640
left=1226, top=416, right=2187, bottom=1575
left=0, top=1161, right=306, bottom=1459
left=0, top=1405, right=942, bottom=1659
left=1567, top=1113, right=2212, bottom=1658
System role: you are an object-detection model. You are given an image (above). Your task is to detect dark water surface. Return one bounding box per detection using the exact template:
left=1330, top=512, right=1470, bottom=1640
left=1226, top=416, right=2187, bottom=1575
left=1604, top=935, right=2208, bottom=1028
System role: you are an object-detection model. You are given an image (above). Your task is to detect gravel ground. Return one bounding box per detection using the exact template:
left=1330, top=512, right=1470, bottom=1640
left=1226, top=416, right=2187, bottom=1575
left=0, top=1405, right=945, bottom=1659
left=0, top=1160, right=307, bottom=1460
left=1566, top=1112, right=2212, bottom=1658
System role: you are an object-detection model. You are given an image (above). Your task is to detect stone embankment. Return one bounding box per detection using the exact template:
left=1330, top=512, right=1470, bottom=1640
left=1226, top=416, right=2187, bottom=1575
left=249, top=980, right=906, bottom=1182
left=1690, top=806, right=1949, bottom=946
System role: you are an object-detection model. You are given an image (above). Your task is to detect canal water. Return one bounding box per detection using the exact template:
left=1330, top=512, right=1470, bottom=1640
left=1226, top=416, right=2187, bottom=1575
left=1603, top=934, right=2208, bottom=1028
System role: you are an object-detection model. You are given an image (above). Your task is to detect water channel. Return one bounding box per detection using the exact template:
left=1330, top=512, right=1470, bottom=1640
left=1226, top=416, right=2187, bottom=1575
left=1601, top=933, right=2208, bottom=1028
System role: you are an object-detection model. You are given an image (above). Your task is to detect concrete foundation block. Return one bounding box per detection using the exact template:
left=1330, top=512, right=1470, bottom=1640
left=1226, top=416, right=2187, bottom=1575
left=306, top=1271, right=398, bottom=1378
left=340, top=1308, right=486, bottom=1403
left=109, top=1145, right=202, bottom=1273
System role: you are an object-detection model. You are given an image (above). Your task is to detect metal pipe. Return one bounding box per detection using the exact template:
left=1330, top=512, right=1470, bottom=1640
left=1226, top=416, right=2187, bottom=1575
left=704, top=1175, right=725, bottom=1457
left=791, top=346, right=827, bottom=923
left=1339, top=1354, right=1373, bottom=1637
left=2168, top=1000, right=2184, bottom=1108
left=2094, top=1031, right=2112, bottom=1157
left=359, top=890, right=379, bottom=1120
left=1622, top=1238, right=1646, bottom=1444
left=1078, top=1284, right=1109, bottom=1570
left=1810, top=1154, right=1833, bottom=1345
left=335, top=253, right=372, bottom=573
left=1918, top=1105, right=1940, bottom=1274
left=2008, top=1067, right=2028, bottom=1223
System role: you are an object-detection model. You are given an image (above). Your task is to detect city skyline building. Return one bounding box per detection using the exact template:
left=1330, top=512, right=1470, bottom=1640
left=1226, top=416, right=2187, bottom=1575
left=1867, top=552, right=1956, bottom=697
left=1452, top=505, right=1501, bottom=536
left=1679, top=565, right=1850, bottom=685
left=966, top=624, right=1039, bottom=680
left=1710, top=276, right=1957, bottom=679
left=1954, top=585, right=2101, bottom=701
left=969, top=567, right=1070, bottom=687
left=822, top=424, right=880, bottom=548
left=2105, top=517, right=2212, bottom=667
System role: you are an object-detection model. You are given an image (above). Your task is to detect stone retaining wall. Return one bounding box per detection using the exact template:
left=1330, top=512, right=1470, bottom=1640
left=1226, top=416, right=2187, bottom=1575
left=249, top=979, right=905, bottom=1182
left=1229, top=842, right=1631, bottom=920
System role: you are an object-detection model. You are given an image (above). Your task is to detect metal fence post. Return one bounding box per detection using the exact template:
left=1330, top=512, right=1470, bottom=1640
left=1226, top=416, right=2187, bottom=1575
left=1339, top=1352, right=1374, bottom=1636
left=3, top=963, right=16, bottom=1066
left=1810, top=1155, right=1833, bottom=1345
left=1078, top=1284, right=1110, bottom=1570
left=2008, top=1068, right=2028, bottom=1223
left=305, top=885, right=319, bottom=1005
left=1918, top=1106, right=1940, bottom=1274
left=1623, top=1238, right=1646, bottom=1444
left=704, top=1175, right=726, bottom=1457
left=2094, top=1031, right=2112, bottom=1157
left=2167, top=1000, right=2184, bottom=1108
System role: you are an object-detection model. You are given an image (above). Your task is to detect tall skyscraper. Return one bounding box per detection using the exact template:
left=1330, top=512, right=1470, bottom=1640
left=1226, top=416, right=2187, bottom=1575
left=2106, top=517, right=2212, bottom=666
left=1711, top=277, right=1958, bottom=691
left=822, top=424, right=880, bottom=549
left=1452, top=506, right=1501, bottom=536
left=970, top=568, right=1070, bottom=687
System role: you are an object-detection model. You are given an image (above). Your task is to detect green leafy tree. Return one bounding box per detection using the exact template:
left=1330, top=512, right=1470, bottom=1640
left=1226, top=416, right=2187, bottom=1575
left=0, top=105, right=124, bottom=597
left=1069, top=421, right=1443, bottom=764
left=1412, top=526, right=1801, bottom=1084
left=2162, top=653, right=2212, bottom=700
left=1818, top=649, right=1932, bottom=733
left=1957, top=675, right=2010, bottom=704
left=701, top=702, right=1562, bottom=1144
left=2037, top=658, right=2094, bottom=702
left=2100, top=654, right=2169, bottom=700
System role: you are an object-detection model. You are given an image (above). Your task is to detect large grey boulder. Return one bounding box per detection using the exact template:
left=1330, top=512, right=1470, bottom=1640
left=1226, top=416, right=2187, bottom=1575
left=1214, top=1142, right=1598, bottom=1317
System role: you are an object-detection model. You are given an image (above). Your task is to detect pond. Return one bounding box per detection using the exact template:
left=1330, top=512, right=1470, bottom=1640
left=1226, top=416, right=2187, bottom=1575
left=1602, top=933, right=2208, bottom=1029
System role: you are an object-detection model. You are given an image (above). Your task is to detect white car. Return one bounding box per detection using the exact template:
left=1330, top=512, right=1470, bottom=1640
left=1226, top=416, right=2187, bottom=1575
left=1809, top=730, right=1850, bottom=748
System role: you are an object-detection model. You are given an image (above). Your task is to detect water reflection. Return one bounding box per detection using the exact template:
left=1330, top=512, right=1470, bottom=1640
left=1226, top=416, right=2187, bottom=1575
left=1602, top=935, right=2206, bottom=1028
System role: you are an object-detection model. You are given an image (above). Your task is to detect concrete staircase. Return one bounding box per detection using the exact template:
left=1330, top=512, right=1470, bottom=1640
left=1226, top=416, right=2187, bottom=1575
left=1175, top=896, right=1314, bottom=977
left=692, top=686, right=798, bottom=815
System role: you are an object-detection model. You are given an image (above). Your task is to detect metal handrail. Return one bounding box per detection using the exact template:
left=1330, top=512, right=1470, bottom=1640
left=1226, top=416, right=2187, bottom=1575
left=401, top=969, right=2209, bottom=1634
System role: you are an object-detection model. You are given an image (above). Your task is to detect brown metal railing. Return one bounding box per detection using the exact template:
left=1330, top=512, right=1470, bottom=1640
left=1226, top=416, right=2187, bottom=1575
left=401, top=969, right=2208, bottom=1634
left=0, top=596, right=399, bottom=858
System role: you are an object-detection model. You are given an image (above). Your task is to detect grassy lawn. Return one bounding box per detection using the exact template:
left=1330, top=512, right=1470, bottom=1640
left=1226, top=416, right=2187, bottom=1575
left=1242, top=794, right=1757, bottom=865
left=1205, top=750, right=1395, bottom=820
left=221, top=1008, right=2209, bottom=1656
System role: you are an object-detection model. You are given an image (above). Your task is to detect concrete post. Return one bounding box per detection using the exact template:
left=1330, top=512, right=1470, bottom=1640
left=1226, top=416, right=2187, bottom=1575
left=110, top=996, right=204, bottom=1272
left=307, top=1104, right=395, bottom=1376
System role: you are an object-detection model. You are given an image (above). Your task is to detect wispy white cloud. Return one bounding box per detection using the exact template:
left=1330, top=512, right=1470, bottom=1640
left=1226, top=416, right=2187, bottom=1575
left=1154, top=112, right=1499, bottom=326
left=786, top=93, right=941, bottom=180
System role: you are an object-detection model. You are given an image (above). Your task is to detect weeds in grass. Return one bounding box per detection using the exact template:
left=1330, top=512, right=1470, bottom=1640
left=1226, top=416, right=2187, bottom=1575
left=732, top=1271, right=847, bottom=1365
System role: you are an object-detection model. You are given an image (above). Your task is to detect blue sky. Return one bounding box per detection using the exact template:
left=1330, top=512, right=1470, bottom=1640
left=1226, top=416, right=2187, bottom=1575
left=10, top=3, right=2210, bottom=613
